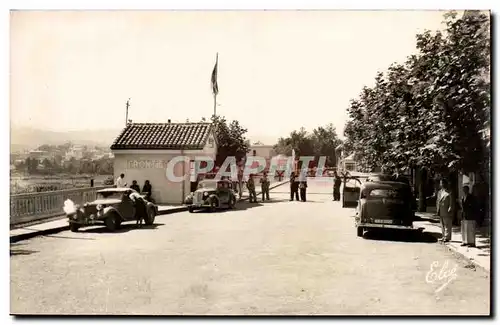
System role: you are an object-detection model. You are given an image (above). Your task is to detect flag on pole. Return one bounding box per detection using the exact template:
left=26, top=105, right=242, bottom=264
left=211, top=53, right=219, bottom=96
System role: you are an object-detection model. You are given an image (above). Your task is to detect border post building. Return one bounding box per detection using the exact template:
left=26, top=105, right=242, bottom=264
left=110, top=121, right=217, bottom=204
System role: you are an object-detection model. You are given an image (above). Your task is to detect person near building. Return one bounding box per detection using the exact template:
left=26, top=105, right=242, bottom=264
left=247, top=174, right=258, bottom=203
left=437, top=179, right=453, bottom=242
left=260, top=171, right=271, bottom=201
left=460, top=185, right=477, bottom=247
left=333, top=171, right=342, bottom=201
left=289, top=172, right=299, bottom=201
left=115, top=173, right=127, bottom=188
left=130, top=180, right=141, bottom=192
left=142, top=180, right=153, bottom=202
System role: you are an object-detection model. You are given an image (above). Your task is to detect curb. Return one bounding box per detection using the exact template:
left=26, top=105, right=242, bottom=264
left=238, top=180, right=289, bottom=202
left=420, top=222, right=489, bottom=272
left=158, top=206, right=189, bottom=215
left=10, top=206, right=191, bottom=243
left=10, top=225, right=70, bottom=243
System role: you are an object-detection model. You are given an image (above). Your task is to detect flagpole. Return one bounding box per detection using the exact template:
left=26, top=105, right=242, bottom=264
left=125, top=98, right=130, bottom=126
left=213, top=93, right=216, bottom=117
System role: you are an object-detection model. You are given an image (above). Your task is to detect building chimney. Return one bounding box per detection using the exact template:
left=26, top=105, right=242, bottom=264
left=168, top=119, right=171, bottom=123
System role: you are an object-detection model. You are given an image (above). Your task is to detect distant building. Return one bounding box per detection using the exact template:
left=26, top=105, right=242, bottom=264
left=248, top=141, right=277, bottom=172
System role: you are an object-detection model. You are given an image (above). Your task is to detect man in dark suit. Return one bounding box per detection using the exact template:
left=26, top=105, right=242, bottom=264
left=460, top=185, right=477, bottom=247
left=289, top=172, right=299, bottom=201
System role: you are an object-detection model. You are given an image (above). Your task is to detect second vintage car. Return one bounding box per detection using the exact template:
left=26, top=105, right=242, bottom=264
left=64, top=188, right=157, bottom=232
left=187, top=179, right=237, bottom=212
left=354, top=181, right=415, bottom=237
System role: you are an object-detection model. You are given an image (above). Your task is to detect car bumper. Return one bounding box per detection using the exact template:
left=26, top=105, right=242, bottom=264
left=357, top=222, right=414, bottom=230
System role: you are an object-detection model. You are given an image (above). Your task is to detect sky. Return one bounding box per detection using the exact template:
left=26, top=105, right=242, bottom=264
left=10, top=10, right=452, bottom=142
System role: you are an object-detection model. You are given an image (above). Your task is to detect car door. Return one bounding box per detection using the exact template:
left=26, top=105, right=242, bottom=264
left=118, top=191, right=137, bottom=221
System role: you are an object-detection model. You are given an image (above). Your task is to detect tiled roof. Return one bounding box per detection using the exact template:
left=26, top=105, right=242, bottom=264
left=111, top=122, right=213, bottom=150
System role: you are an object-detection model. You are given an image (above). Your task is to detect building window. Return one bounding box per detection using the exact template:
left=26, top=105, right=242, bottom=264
left=252, top=150, right=256, bottom=156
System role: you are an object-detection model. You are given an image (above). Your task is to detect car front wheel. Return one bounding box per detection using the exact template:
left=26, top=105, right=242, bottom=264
left=357, top=226, right=364, bottom=237
left=105, top=215, right=120, bottom=232
left=210, top=199, right=218, bottom=212
left=69, top=223, right=80, bottom=232
left=229, top=196, right=236, bottom=209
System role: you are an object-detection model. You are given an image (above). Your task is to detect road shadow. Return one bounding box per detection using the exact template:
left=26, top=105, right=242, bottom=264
left=80, top=223, right=165, bottom=234
left=363, top=228, right=439, bottom=243
left=10, top=243, right=39, bottom=256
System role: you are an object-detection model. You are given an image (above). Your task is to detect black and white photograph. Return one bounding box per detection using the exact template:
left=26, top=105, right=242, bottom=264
left=7, top=5, right=492, bottom=317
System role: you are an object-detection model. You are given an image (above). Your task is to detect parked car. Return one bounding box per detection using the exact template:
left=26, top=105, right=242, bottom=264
left=188, top=179, right=237, bottom=213
left=354, top=181, right=415, bottom=237
left=65, top=188, right=157, bottom=232
left=366, top=173, right=416, bottom=210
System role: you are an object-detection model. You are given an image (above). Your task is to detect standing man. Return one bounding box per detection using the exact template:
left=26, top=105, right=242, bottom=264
left=289, top=172, right=299, bottom=201
left=237, top=166, right=244, bottom=200
left=260, top=172, right=270, bottom=201
left=460, top=185, right=477, bottom=247
left=299, top=169, right=308, bottom=202
left=115, top=173, right=126, bottom=188
left=437, top=179, right=453, bottom=242
left=247, top=174, right=257, bottom=203
left=333, top=171, right=342, bottom=201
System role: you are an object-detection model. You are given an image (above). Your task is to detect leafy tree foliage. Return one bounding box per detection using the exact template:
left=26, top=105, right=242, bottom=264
left=274, top=124, right=342, bottom=166
left=344, top=11, right=490, bottom=175
left=211, top=115, right=250, bottom=166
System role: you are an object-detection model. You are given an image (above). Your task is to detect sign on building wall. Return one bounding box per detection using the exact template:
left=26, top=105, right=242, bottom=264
left=127, top=160, right=169, bottom=169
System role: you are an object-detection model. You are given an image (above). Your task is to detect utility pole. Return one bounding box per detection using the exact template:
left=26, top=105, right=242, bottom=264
left=125, top=98, right=131, bottom=126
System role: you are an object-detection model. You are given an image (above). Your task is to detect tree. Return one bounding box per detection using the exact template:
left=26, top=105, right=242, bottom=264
left=274, top=125, right=342, bottom=167
left=343, top=11, right=490, bottom=212
left=211, top=115, right=250, bottom=167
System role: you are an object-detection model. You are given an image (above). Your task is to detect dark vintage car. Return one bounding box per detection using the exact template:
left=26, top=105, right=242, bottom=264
left=354, top=181, right=415, bottom=237
left=365, top=173, right=416, bottom=210
left=65, top=188, right=157, bottom=232
left=187, top=179, right=237, bottom=212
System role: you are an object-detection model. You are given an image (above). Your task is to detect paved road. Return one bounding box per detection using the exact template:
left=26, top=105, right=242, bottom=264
left=10, top=180, right=490, bottom=315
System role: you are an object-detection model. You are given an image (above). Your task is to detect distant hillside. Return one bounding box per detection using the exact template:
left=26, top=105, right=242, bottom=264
left=10, top=126, right=122, bottom=151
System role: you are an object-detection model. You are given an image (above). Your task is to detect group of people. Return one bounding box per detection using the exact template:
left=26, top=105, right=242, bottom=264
left=289, top=171, right=308, bottom=202
left=246, top=172, right=271, bottom=203
left=436, top=179, right=479, bottom=247
left=115, top=173, right=153, bottom=202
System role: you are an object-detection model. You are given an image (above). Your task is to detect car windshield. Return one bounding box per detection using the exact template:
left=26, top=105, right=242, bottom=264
left=97, top=191, right=124, bottom=200
left=198, top=181, right=218, bottom=190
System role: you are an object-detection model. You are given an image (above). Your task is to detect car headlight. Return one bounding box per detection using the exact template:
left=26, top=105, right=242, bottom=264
left=203, top=192, right=208, bottom=197
left=97, top=204, right=103, bottom=211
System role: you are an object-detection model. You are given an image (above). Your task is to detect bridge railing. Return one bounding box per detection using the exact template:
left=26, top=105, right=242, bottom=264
left=10, top=186, right=107, bottom=227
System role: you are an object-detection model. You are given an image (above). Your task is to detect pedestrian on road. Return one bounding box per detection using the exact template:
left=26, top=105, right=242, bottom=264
left=460, top=185, right=477, bottom=247
left=289, top=172, right=299, bottom=201
left=298, top=169, right=308, bottom=202
left=237, top=167, right=244, bottom=199
left=130, top=180, right=141, bottom=193
left=115, top=173, right=126, bottom=188
left=247, top=174, right=258, bottom=203
left=437, top=179, right=453, bottom=242
left=260, top=171, right=271, bottom=201
left=333, top=171, right=342, bottom=201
